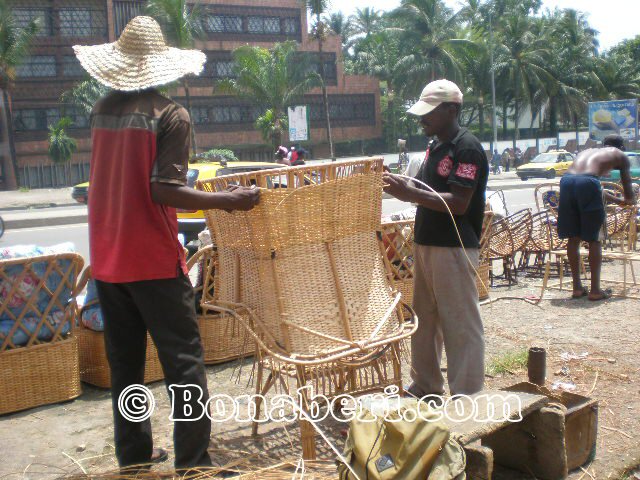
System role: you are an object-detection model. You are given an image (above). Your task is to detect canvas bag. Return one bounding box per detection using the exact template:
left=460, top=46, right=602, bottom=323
left=337, top=398, right=466, bottom=480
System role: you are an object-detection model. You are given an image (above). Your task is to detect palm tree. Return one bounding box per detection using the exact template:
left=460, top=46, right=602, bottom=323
left=305, top=0, right=335, bottom=160
left=0, top=3, right=39, bottom=190
left=493, top=14, right=553, bottom=147
left=354, top=31, right=410, bottom=148
left=351, top=7, right=381, bottom=38
left=146, top=0, right=204, bottom=155
left=389, top=0, right=473, bottom=90
left=327, top=12, right=353, bottom=46
left=48, top=117, right=77, bottom=185
left=60, top=78, right=110, bottom=116
left=218, top=42, right=319, bottom=151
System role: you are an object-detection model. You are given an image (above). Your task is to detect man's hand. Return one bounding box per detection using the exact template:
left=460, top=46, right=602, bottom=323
left=383, top=173, right=415, bottom=202
left=224, top=186, right=260, bottom=211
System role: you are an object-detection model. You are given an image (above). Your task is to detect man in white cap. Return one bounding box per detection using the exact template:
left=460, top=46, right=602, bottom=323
left=74, top=16, right=259, bottom=472
left=383, top=79, right=488, bottom=397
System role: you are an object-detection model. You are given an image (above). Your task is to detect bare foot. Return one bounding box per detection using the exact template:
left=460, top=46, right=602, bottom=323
left=588, top=289, right=612, bottom=301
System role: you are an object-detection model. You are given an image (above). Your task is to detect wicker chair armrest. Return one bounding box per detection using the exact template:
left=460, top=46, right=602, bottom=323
left=186, top=245, right=215, bottom=270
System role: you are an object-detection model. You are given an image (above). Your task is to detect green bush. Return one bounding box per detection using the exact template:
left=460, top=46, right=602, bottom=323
left=193, top=149, right=238, bottom=162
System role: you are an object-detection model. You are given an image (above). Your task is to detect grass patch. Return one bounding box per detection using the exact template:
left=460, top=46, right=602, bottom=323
left=19, top=186, right=30, bottom=192
left=486, top=349, right=529, bottom=376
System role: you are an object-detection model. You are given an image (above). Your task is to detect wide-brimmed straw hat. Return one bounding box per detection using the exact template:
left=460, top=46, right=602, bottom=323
left=73, top=16, right=206, bottom=91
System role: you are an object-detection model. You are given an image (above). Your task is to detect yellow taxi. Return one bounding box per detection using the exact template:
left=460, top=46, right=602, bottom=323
left=516, top=150, right=575, bottom=181
left=71, top=160, right=282, bottom=243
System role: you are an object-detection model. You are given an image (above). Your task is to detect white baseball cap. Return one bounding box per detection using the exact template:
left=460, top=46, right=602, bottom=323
left=407, top=79, right=463, bottom=116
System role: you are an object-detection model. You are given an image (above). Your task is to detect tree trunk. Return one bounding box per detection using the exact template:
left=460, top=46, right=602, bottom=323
left=273, top=111, right=282, bottom=152
left=181, top=78, right=197, bottom=157
left=574, top=113, right=579, bottom=151
left=502, top=100, right=508, bottom=139
left=2, top=90, right=19, bottom=190
left=318, top=23, right=335, bottom=161
left=478, top=100, right=485, bottom=141
left=513, top=98, right=519, bottom=150
left=549, top=96, right=558, bottom=140
left=388, top=83, right=396, bottom=152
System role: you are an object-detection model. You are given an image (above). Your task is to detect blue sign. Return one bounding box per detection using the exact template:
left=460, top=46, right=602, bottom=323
left=589, top=99, right=638, bottom=141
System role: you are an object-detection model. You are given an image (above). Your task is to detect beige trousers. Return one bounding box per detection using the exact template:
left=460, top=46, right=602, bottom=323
left=411, top=244, right=485, bottom=396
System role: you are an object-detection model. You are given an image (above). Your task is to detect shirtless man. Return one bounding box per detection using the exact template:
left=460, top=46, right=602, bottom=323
left=557, top=135, right=635, bottom=301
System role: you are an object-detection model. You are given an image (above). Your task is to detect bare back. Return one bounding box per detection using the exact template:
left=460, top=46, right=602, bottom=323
left=568, top=147, right=635, bottom=204
left=568, top=147, right=628, bottom=177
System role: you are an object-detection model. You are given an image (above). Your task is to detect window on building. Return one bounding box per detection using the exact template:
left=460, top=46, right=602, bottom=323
left=63, top=107, right=90, bottom=129
left=113, top=1, right=145, bottom=37
left=62, top=56, right=85, bottom=77
left=283, top=18, right=299, bottom=35
left=14, top=108, right=60, bottom=131
left=215, top=61, right=236, bottom=78
left=247, top=16, right=281, bottom=34
left=12, top=8, right=53, bottom=36
left=203, top=15, right=242, bottom=33
left=16, top=56, right=56, bottom=78
left=191, top=106, right=210, bottom=125
left=59, top=7, right=106, bottom=37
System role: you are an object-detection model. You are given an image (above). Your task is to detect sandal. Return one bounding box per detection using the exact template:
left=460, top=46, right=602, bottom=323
left=588, top=289, right=613, bottom=302
left=151, top=448, right=168, bottom=464
left=571, top=288, right=588, bottom=299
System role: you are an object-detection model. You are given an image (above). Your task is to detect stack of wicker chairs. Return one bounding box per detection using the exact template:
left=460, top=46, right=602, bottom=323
left=488, top=209, right=533, bottom=285
left=197, top=159, right=417, bottom=460
left=520, top=210, right=568, bottom=274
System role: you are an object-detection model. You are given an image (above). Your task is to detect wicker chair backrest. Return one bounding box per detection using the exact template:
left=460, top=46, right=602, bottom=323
left=198, top=159, right=404, bottom=358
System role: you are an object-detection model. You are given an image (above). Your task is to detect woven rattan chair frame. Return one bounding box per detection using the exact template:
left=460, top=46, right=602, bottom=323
left=186, top=245, right=254, bottom=364
left=197, top=159, right=417, bottom=459
left=488, top=208, right=532, bottom=285
left=379, top=220, right=415, bottom=307
left=535, top=183, right=561, bottom=217
left=0, top=253, right=84, bottom=414
left=1, top=253, right=84, bottom=350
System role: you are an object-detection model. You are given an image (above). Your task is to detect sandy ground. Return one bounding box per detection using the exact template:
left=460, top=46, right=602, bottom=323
left=1, top=260, right=639, bottom=479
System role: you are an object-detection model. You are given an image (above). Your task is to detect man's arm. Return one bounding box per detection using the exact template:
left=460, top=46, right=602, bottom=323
left=383, top=174, right=474, bottom=215
left=150, top=183, right=260, bottom=211
left=618, top=155, right=636, bottom=205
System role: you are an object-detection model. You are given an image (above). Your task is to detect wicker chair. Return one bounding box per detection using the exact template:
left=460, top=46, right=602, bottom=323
left=488, top=208, right=533, bottom=285
left=534, top=183, right=561, bottom=217
left=0, top=252, right=84, bottom=414
left=74, top=267, right=164, bottom=388
left=379, top=220, right=415, bottom=308
left=477, top=211, right=495, bottom=299
left=520, top=210, right=568, bottom=274
left=197, top=159, right=417, bottom=460
left=186, top=245, right=254, bottom=364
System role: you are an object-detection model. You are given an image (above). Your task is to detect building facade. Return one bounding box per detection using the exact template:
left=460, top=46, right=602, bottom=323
left=5, top=0, right=382, bottom=188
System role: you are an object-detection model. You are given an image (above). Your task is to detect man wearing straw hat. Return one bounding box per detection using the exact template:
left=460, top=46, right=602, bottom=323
left=74, top=16, right=259, bottom=472
left=383, top=79, right=488, bottom=398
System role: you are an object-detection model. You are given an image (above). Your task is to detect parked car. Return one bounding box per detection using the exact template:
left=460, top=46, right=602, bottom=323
left=71, top=160, right=282, bottom=244
left=516, top=150, right=575, bottom=181
left=600, top=152, right=640, bottom=184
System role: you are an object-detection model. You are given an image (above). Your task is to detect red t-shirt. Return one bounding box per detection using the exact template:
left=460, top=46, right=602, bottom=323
left=88, top=90, right=189, bottom=283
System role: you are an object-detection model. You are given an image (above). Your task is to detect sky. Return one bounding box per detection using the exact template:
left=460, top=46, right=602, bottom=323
left=334, top=0, right=640, bottom=51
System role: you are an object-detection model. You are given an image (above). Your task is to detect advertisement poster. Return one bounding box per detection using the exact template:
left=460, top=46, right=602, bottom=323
left=588, top=99, right=638, bottom=141
left=288, top=105, right=309, bottom=142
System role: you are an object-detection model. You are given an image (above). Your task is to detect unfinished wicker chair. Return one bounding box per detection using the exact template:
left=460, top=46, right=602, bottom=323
left=534, top=183, right=561, bottom=217
left=488, top=208, right=533, bottom=285
left=197, top=159, right=417, bottom=460
left=519, top=210, right=568, bottom=274
left=379, top=220, right=415, bottom=307
left=0, top=252, right=84, bottom=414
left=186, top=245, right=254, bottom=364
left=74, top=267, right=164, bottom=388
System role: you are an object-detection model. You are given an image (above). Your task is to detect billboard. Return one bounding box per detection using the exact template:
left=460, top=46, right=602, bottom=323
left=288, top=105, right=309, bottom=142
left=588, top=99, right=638, bottom=141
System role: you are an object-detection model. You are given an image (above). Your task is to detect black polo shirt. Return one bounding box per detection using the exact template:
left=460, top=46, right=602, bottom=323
left=413, top=127, right=488, bottom=248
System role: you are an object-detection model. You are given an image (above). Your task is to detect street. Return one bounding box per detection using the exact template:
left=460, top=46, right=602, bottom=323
left=1, top=186, right=537, bottom=265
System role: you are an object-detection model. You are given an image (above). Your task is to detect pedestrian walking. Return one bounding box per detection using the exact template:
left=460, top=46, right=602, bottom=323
left=74, top=16, right=259, bottom=473
left=491, top=149, right=501, bottom=175
left=557, top=134, right=635, bottom=301
left=383, top=79, right=488, bottom=397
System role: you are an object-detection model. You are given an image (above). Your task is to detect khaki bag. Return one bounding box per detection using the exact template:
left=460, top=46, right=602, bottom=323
left=337, top=398, right=466, bottom=480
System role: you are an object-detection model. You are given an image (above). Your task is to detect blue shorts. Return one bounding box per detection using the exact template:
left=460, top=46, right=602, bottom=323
left=557, top=174, right=605, bottom=242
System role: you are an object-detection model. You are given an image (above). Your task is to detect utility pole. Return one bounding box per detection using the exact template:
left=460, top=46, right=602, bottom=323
left=489, top=10, right=498, bottom=153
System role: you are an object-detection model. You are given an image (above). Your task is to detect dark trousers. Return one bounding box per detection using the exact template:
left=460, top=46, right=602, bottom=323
left=95, top=273, right=212, bottom=470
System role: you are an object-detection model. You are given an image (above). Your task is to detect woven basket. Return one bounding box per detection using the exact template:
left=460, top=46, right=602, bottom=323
left=476, top=261, right=491, bottom=300
left=76, top=326, right=163, bottom=388
left=198, top=313, right=253, bottom=365
left=0, top=337, right=81, bottom=415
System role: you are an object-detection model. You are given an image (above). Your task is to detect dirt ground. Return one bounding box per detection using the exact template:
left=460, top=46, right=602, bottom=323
left=1, top=260, right=639, bottom=479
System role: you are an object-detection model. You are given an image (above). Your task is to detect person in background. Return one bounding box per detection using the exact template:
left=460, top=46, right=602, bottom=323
left=275, top=145, right=290, bottom=166
left=383, top=79, right=488, bottom=398
left=557, top=134, right=635, bottom=301
left=491, top=149, right=501, bottom=175
left=74, top=16, right=260, bottom=473
left=292, top=148, right=307, bottom=166
left=289, top=146, right=298, bottom=164
left=501, top=150, right=510, bottom=173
